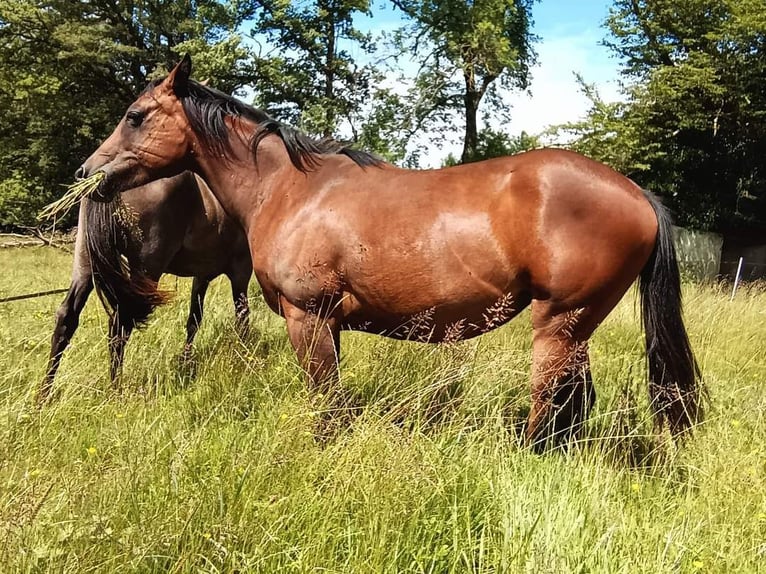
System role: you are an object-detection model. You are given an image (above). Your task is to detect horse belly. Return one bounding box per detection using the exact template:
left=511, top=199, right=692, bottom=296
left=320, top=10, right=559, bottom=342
left=342, top=289, right=530, bottom=343
left=337, top=208, right=532, bottom=340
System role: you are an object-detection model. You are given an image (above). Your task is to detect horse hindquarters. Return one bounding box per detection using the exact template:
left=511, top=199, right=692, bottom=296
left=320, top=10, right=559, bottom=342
left=525, top=190, right=701, bottom=448
left=523, top=180, right=662, bottom=448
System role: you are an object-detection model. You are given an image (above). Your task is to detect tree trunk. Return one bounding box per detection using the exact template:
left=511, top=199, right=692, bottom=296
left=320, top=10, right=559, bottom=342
left=461, top=88, right=480, bottom=164
left=323, top=18, right=337, bottom=139
left=461, top=71, right=497, bottom=163
left=461, top=66, right=483, bottom=163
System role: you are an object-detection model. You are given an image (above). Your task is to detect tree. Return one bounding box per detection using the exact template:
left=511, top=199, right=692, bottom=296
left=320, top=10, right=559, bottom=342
left=547, top=75, right=661, bottom=177
left=557, top=0, right=766, bottom=229
left=0, top=0, right=257, bottom=228
left=392, top=0, right=536, bottom=163
left=251, top=0, right=376, bottom=139
left=353, top=85, right=421, bottom=165
left=251, top=0, right=440, bottom=165
left=443, top=127, right=539, bottom=166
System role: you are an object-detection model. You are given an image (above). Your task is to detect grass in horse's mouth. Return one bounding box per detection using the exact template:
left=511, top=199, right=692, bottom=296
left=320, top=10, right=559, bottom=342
left=38, top=171, right=107, bottom=220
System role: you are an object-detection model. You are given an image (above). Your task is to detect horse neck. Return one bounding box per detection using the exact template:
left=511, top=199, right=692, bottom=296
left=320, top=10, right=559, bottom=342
left=189, top=122, right=299, bottom=235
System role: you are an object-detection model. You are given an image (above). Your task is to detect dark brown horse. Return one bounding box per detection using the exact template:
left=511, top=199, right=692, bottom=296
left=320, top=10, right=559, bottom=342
left=40, top=171, right=252, bottom=401
left=75, top=56, right=701, bottom=446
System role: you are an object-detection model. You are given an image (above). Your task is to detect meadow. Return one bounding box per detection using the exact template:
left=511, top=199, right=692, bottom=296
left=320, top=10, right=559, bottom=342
left=0, top=245, right=764, bottom=573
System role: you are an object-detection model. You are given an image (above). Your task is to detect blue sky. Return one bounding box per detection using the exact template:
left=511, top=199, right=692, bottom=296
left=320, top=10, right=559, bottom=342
left=531, top=0, right=619, bottom=86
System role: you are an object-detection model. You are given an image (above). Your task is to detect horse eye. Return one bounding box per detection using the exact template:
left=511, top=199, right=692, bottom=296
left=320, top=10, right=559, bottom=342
left=126, top=110, right=144, bottom=128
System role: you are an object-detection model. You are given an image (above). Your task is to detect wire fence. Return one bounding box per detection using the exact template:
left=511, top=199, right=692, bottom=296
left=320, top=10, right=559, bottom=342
left=677, top=257, right=766, bottom=283
left=718, top=258, right=766, bottom=281
left=0, top=288, right=69, bottom=304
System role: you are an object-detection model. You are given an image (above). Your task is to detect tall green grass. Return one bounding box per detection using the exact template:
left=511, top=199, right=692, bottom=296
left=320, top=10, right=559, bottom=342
left=0, top=246, right=764, bottom=572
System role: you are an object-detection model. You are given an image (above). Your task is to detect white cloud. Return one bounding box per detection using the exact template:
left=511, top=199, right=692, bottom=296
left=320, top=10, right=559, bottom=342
left=499, top=34, right=621, bottom=134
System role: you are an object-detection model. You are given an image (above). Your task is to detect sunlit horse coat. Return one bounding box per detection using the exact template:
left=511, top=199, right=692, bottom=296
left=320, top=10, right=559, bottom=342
left=74, top=56, right=702, bottom=447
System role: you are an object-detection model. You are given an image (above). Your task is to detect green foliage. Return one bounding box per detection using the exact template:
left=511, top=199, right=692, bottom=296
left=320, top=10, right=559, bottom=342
left=548, top=75, right=661, bottom=176
left=555, top=0, right=766, bottom=230
left=2, top=247, right=766, bottom=571
left=393, top=0, right=536, bottom=163
left=443, top=127, right=539, bottom=166
left=251, top=0, right=375, bottom=139
left=354, top=86, right=414, bottom=164
left=250, top=0, right=439, bottom=165
left=0, top=0, right=257, bottom=229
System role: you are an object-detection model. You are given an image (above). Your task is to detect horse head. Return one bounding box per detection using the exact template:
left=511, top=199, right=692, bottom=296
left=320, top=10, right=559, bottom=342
left=77, top=55, right=195, bottom=201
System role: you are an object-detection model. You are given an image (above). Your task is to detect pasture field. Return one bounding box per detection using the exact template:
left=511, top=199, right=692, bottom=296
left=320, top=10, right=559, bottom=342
left=0, top=245, right=764, bottom=573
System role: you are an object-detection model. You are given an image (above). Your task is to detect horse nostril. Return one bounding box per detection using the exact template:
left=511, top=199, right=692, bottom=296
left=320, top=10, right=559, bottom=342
left=74, top=166, right=86, bottom=180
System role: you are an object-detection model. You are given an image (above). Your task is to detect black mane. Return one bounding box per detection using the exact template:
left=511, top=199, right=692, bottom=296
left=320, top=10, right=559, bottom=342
left=151, top=79, right=382, bottom=172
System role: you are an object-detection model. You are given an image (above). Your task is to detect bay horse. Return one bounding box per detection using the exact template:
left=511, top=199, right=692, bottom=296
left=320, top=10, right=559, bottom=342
left=74, top=56, right=701, bottom=447
left=40, top=171, right=253, bottom=402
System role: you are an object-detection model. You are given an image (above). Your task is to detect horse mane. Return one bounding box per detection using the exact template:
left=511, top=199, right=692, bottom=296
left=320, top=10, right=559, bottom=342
left=84, top=199, right=170, bottom=327
left=156, top=78, right=383, bottom=172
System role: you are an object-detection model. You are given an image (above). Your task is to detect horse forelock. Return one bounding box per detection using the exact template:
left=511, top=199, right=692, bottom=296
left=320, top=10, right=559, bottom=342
left=152, top=78, right=382, bottom=173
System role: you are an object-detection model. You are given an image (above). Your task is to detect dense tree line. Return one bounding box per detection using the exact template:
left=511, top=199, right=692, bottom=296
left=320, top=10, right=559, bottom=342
left=0, top=0, right=537, bottom=228
left=556, top=0, right=766, bottom=230
left=0, top=0, right=258, bottom=227
left=1, top=0, right=764, bottom=231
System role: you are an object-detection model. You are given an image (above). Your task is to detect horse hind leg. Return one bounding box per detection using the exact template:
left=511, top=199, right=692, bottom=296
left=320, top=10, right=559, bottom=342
left=526, top=302, right=597, bottom=451
left=227, top=266, right=251, bottom=341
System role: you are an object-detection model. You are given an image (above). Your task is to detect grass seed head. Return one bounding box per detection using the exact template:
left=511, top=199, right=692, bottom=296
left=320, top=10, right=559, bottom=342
left=38, top=171, right=107, bottom=220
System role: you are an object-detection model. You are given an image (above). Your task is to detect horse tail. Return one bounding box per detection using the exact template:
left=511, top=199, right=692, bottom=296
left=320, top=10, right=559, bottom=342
left=84, top=198, right=170, bottom=327
left=639, top=190, right=702, bottom=433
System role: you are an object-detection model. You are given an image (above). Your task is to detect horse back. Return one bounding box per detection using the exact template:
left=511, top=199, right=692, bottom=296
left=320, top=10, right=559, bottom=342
left=119, top=173, right=249, bottom=278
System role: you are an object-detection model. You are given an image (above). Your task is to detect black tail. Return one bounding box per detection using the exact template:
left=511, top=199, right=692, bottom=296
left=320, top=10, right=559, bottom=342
left=639, top=190, right=702, bottom=433
left=84, top=198, right=170, bottom=327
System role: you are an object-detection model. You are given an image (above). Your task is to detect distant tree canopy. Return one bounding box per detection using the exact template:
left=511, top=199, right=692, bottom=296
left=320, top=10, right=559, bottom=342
left=0, top=0, right=257, bottom=228
left=3, top=0, right=764, bottom=232
left=251, top=0, right=375, bottom=138
left=555, top=0, right=766, bottom=230
left=249, top=0, right=428, bottom=165
left=443, top=127, right=539, bottom=166
left=393, top=0, right=537, bottom=163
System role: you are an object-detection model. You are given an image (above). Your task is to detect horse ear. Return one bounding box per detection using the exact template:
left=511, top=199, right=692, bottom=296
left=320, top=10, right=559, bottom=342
left=167, top=54, right=192, bottom=95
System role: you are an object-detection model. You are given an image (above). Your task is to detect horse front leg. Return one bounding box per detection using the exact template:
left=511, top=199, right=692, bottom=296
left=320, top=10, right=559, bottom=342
left=182, top=276, right=210, bottom=363
left=227, top=266, right=251, bottom=341
left=281, top=297, right=340, bottom=392
left=39, top=277, right=93, bottom=404
left=281, top=297, right=355, bottom=436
